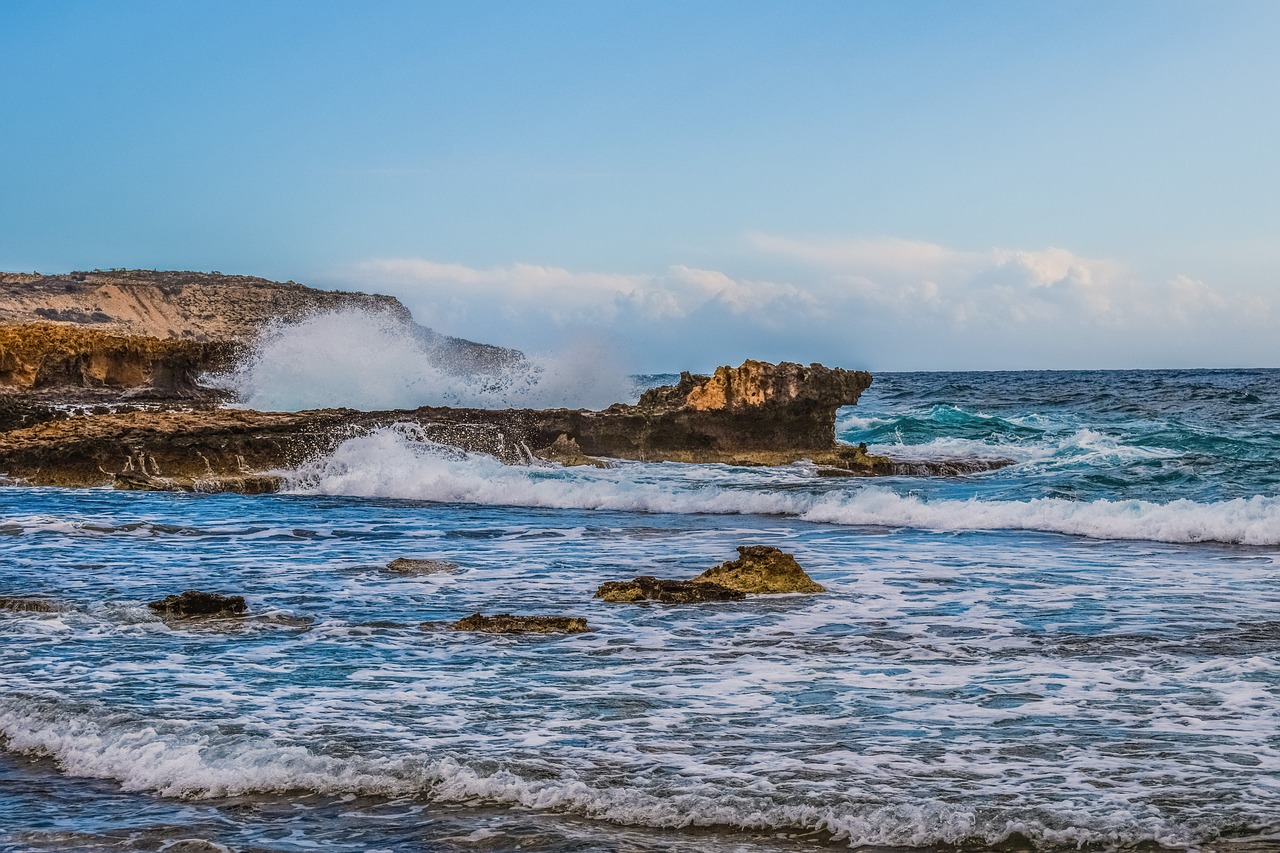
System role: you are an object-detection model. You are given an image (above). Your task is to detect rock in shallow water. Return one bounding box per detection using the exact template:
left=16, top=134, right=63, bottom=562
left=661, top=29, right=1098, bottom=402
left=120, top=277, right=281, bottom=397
left=0, top=596, right=63, bottom=613
left=596, top=546, right=823, bottom=603
left=385, top=557, right=460, bottom=575
left=425, top=613, right=591, bottom=634
left=594, top=575, right=746, bottom=603
left=147, top=590, right=247, bottom=617
left=692, top=545, right=825, bottom=594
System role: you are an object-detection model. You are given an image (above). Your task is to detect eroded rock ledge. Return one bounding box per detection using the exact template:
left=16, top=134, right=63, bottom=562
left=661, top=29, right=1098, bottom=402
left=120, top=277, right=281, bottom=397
left=0, top=359, right=1007, bottom=489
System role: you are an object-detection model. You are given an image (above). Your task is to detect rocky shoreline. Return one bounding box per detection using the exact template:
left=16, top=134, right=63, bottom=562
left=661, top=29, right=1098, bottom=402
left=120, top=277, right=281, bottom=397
left=0, top=269, right=1010, bottom=490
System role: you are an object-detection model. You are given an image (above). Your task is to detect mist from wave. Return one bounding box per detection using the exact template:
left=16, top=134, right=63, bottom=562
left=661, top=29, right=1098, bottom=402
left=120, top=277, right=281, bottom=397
left=209, top=308, right=639, bottom=411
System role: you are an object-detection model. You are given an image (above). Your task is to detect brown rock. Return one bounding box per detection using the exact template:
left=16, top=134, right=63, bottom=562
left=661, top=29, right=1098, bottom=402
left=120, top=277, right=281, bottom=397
left=533, top=434, right=610, bottom=468
left=594, top=575, right=746, bottom=604
left=432, top=613, right=590, bottom=634
left=0, top=323, right=229, bottom=396
left=148, top=590, right=247, bottom=618
left=0, top=596, right=62, bottom=613
left=385, top=557, right=459, bottom=575
left=692, top=546, right=825, bottom=594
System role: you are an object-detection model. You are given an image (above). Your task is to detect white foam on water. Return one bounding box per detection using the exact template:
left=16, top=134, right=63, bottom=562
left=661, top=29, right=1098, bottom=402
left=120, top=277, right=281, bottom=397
left=0, top=697, right=1210, bottom=848
left=211, top=308, right=634, bottom=411
left=284, top=426, right=1280, bottom=545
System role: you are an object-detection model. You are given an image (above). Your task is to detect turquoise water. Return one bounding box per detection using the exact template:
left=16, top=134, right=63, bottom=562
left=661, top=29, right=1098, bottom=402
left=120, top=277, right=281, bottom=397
left=2, top=369, right=1279, bottom=852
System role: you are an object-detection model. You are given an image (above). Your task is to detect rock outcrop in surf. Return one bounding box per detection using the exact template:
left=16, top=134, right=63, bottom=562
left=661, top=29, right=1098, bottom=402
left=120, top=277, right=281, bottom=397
left=691, top=546, right=825, bottom=594
left=594, top=576, right=746, bottom=603
left=0, top=359, right=1006, bottom=488
left=595, top=546, right=823, bottom=603
left=148, top=590, right=248, bottom=618
left=426, top=613, right=591, bottom=634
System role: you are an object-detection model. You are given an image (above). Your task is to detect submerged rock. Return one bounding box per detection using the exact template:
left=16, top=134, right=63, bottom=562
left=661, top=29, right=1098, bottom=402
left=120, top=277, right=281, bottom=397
left=147, top=590, right=247, bottom=618
left=385, top=557, right=460, bottom=575
left=429, top=613, right=590, bottom=634
left=594, top=575, right=746, bottom=604
left=0, top=595, right=62, bottom=613
left=692, top=545, right=825, bottom=594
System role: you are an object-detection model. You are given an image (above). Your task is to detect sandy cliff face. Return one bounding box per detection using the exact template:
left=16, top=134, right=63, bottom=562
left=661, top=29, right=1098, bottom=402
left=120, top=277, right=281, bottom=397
left=0, top=270, right=404, bottom=342
left=0, top=270, right=520, bottom=393
left=0, top=324, right=231, bottom=394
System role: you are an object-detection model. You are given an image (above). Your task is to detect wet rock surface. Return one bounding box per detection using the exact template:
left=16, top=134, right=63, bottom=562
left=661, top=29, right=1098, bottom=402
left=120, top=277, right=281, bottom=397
left=533, top=434, right=610, bottom=468
left=595, top=575, right=746, bottom=604
left=147, top=590, right=248, bottom=618
left=114, top=470, right=282, bottom=494
left=385, top=557, right=460, bottom=575
left=426, top=613, right=591, bottom=634
left=0, top=596, right=63, bottom=613
left=692, top=546, right=825, bottom=594
left=597, top=546, right=823, bottom=603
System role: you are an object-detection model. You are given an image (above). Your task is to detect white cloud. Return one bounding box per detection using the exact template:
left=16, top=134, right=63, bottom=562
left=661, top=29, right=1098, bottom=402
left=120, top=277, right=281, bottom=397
left=336, top=237, right=1278, bottom=371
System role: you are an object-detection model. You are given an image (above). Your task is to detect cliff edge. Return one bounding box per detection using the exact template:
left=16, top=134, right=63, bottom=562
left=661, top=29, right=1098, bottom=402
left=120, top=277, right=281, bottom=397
left=0, top=269, right=521, bottom=397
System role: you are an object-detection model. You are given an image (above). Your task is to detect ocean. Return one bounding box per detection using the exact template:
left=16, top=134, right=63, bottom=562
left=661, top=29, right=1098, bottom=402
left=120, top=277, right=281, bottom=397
left=2, top=368, right=1278, bottom=852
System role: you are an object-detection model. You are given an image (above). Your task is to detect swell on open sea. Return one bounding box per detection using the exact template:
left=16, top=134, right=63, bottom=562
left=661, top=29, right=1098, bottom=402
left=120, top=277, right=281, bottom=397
left=2, top=368, right=1278, bottom=852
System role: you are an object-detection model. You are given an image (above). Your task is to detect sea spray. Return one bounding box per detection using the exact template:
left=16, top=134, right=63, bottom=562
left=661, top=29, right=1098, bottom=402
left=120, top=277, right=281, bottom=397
left=212, top=307, right=635, bottom=411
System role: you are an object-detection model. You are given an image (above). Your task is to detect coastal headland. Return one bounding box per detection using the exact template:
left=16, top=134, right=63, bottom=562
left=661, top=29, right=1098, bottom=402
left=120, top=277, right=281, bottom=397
left=0, top=270, right=1005, bottom=490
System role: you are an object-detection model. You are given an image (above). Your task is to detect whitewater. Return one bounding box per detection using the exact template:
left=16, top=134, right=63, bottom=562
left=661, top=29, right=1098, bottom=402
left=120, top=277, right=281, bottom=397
left=3, top=366, right=1279, bottom=852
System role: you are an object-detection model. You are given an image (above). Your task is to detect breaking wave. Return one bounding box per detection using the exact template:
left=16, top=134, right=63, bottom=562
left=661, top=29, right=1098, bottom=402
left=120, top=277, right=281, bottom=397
left=211, top=308, right=635, bottom=411
left=283, top=425, right=1280, bottom=545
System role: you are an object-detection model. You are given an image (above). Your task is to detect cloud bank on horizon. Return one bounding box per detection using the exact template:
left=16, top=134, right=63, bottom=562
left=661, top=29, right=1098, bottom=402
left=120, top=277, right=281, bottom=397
left=341, top=236, right=1275, bottom=372
left=4, top=1, right=1279, bottom=371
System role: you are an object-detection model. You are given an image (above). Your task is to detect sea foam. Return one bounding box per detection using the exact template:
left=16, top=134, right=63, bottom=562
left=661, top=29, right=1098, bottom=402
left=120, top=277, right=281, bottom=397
left=284, top=425, right=1280, bottom=545
left=0, top=695, right=1204, bottom=849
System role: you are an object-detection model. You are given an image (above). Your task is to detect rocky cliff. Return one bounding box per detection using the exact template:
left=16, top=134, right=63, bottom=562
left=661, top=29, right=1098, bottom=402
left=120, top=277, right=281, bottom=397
left=0, top=324, right=231, bottom=396
left=0, top=269, right=520, bottom=395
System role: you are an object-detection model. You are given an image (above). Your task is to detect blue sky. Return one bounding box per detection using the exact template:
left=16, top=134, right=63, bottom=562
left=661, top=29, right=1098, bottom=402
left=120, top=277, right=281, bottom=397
left=2, top=1, right=1278, bottom=371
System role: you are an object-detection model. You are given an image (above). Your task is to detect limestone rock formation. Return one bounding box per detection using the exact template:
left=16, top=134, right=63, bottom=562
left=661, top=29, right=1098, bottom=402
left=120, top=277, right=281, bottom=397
left=429, top=613, right=590, bottom=634
left=594, top=575, right=746, bottom=604
left=0, top=323, right=230, bottom=398
left=691, top=546, right=825, bottom=594
left=148, top=590, right=247, bottom=617
left=572, top=360, right=874, bottom=463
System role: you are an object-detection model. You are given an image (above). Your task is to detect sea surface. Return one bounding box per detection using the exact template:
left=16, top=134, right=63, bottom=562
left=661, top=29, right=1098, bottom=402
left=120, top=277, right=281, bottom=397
left=2, top=369, right=1279, bottom=852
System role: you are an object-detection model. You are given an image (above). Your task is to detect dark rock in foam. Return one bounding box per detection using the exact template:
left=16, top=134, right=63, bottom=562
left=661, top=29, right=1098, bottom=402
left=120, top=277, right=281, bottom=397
left=0, top=596, right=63, bottom=613
left=595, top=575, right=746, bottom=604
left=425, top=613, right=591, bottom=634
left=385, top=557, right=460, bottom=575
left=148, top=590, right=247, bottom=618
left=597, top=546, right=823, bottom=603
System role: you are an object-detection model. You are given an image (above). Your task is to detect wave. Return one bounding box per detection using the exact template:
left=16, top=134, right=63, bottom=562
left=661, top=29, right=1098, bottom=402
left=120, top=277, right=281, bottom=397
left=0, top=695, right=1221, bottom=848
left=282, top=426, right=1280, bottom=545
left=208, top=308, right=635, bottom=411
